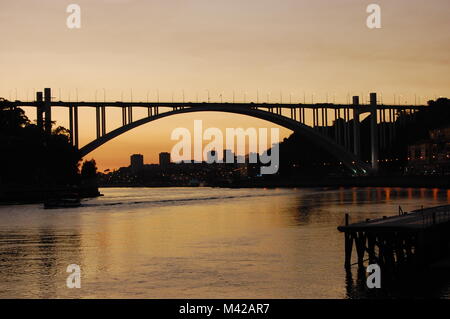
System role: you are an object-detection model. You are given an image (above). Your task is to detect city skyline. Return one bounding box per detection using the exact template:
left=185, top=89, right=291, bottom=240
left=1, top=0, right=450, bottom=302
left=1, top=0, right=449, bottom=170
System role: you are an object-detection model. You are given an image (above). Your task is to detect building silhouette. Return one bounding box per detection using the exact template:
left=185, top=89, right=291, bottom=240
left=159, top=152, right=171, bottom=168
left=130, top=154, right=144, bottom=172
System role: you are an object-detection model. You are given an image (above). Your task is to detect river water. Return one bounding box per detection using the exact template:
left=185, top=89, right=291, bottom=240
left=0, top=187, right=449, bottom=299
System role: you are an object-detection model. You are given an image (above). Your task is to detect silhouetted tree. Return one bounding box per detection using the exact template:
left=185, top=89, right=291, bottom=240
left=81, top=159, right=98, bottom=179
left=0, top=107, right=80, bottom=189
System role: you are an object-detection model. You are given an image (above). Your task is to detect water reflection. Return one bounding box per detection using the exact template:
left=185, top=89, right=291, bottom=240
left=345, top=266, right=450, bottom=299
left=0, top=187, right=449, bottom=298
left=0, top=229, right=82, bottom=298
left=329, top=187, right=450, bottom=299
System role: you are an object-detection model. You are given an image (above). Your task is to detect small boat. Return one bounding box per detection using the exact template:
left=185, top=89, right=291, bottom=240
left=44, top=197, right=81, bottom=209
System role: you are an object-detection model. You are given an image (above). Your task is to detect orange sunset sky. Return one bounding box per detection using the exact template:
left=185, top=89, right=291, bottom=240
left=1, top=0, right=449, bottom=171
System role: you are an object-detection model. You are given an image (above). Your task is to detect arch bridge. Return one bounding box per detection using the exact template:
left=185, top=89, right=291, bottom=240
left=0, top=89, right=426, bottom=175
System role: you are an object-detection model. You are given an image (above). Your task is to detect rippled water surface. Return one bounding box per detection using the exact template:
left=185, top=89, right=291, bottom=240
left=1, top=187, right=449, bottom=298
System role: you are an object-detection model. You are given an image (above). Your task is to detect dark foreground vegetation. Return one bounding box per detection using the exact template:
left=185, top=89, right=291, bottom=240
left=0, top=105, right=100, bottom=203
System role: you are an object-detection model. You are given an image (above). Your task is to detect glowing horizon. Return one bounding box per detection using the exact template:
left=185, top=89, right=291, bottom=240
left=2, top=0, right=449, bottom=170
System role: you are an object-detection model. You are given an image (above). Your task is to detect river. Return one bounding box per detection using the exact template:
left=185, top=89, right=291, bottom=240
left=1, top=187, right=449, bottom=298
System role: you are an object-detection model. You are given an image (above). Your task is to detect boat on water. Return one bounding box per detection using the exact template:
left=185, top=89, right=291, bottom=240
left=44, top=196, right=81, bottom=209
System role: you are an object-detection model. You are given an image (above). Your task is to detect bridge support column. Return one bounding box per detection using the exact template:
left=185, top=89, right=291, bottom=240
left=72, top=105, right=79, bottom=149
left=390, top=108, right=395, bottom=143
left=381, top=109, right=386, bottom=149
left=96, top=107, right=101, bottom=138
left=344, top=108, right=349, bottom=150
left=370, top=93, right=379, bottom=171
left=352, top=96, right=361, bottom=158
left=337, top=109, right=342, bottom=145
left=321, top=108, right=324, bottom=131
left=36, top=91, right=44, bottom=130
left=313, top=108, right=317, bottom=129
left=128, top=106, right=133, bottom=123
left=122, top=106, right=127, bottom=125
left=317, top=108, right=320, bottom=129
left=44, top=88, right=52, bottom=133
left=102, top=106, right=106, bottom=135
left=95, top=106, right=107, bottom=138
left=334, top=109, right=338, bottom=142
left=69, top=106, right=74, bottom=145
left=347, top=108, right=351, bottom=150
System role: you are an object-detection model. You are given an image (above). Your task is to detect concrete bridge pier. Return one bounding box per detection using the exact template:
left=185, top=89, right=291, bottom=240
left=69, top=106, right=74, bottom=144
left=74, top=106, right=79, bottom=149
left=128, top=106, right=133, bottom=123
left=67, top=104, right=79, bottom=149
left=36, top=91, right=44, bottom=130
left=352, top=96, right=361, bottom=158
left=95, top=106, right=107, bottom=139
left=122, top=106, right=127, bottom=126
left=370, top=93, right=379, bottom=171
left=44, top=88, right=52, bottom=134
left=96, top=107, right=101, bottom=138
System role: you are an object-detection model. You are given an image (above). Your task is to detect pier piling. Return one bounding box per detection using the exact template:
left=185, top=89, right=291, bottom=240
left=338, top=205, right=450, bottom=275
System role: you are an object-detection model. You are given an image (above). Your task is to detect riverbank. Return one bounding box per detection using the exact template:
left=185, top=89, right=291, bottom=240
left=2, top=176, right=447, bottom=205
left=230, top=175, right=450, bottom=189
left=0, top=185, right=101, bottom=205
left=98, top=175, right=450, bottom=189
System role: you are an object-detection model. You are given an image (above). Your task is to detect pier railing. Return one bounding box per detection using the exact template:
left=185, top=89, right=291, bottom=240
left=339, top=205, right=450, bottom=229
left=417, top=205, right=450, bottom=227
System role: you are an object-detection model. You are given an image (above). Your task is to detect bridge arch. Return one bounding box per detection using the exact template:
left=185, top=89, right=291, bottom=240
left=79, top=105, right=372, bottom=175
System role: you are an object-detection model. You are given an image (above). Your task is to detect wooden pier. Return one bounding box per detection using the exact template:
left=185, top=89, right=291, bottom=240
left=338, top=205, right=450, bottom=274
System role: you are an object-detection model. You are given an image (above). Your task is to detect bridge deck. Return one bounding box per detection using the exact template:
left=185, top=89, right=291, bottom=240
left=0, top=100, right=428, bottom=110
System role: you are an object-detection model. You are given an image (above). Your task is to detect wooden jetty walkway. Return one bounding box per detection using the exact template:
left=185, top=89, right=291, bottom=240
left=338, top=205, right=450, bottom=273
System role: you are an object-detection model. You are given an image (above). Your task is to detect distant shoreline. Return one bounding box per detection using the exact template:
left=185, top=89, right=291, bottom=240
left=98, top=175, right=450, bottom=190
left=1, top=176, right=448, bottom=206
left=0, top=186, right=101, bottom=206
